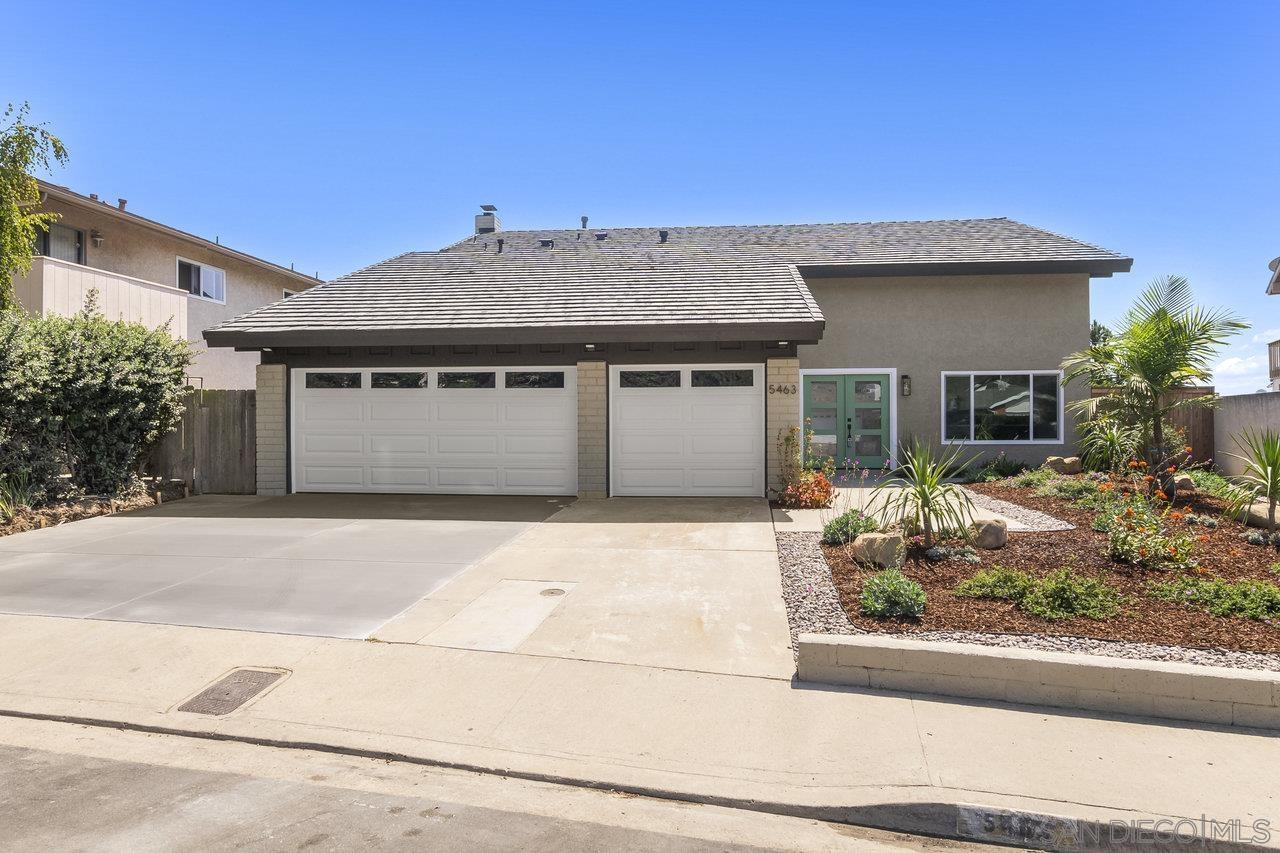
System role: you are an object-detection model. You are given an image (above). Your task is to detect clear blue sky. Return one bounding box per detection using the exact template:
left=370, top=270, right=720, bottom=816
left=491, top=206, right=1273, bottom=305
left=6, top=1, right=1277, bottom=391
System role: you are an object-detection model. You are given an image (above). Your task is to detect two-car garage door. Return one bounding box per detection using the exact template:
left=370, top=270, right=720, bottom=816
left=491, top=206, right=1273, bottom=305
left=291, top=367, right=578, bottom=495
left=290, top=363, right=766, bottom=497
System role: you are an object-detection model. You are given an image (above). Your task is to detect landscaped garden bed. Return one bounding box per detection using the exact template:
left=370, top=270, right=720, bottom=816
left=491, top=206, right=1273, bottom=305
left=0, top=478, right=188, bottom=539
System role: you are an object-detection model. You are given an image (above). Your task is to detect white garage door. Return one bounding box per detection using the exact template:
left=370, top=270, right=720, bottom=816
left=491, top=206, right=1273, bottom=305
left=291, top=367, right=577, bottom=495
left=610, top=364, right=765, bottom=497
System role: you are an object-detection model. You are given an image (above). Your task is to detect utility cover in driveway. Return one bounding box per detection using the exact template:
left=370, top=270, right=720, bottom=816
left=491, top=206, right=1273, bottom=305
left=177, top=668, right=284, bottom=715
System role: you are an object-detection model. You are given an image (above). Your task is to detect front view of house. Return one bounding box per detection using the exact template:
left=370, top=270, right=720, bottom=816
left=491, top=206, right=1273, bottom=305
left=204, top=213, right=1131, bottom=498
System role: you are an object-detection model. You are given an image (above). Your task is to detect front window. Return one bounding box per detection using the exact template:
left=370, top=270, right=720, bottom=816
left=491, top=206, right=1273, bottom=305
left=177, top=258, right=226, bottom=302
left=942, top=371, right=1062, bottom=443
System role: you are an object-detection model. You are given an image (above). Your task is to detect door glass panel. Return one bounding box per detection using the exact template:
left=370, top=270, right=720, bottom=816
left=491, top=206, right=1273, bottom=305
left=973, top=374, right=1030, bottom=441
left=810, top=435, right=839, bottom=460
left=49, top=224, right=83, bottom=264
left=855, top=407, right=882, bottom=431
left=372, top=372, right=428, bottom=389
left=809, top=380, right=838, bottom=404
left=852, top=381, right=882, bottom=403
left=854, top=434, right=883, bottom=457
left=808, top=407, right=838, bottom=433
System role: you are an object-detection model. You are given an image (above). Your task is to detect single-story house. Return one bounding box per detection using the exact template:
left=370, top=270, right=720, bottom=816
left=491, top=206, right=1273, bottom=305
left=204, top=210, right=1132, bottom=498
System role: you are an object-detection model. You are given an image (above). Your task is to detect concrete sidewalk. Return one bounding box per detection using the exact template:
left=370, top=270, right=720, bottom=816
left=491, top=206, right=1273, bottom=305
left=0, top=613, right=1274, bottom=847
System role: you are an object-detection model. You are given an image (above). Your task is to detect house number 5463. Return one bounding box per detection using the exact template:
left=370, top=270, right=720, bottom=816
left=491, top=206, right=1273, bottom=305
left=769, top=384, right=797, bottom=395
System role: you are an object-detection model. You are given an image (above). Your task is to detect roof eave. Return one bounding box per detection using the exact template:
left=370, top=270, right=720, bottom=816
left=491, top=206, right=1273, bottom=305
left=204, top=320, right=825, bottom=350
left=797, top=258, right=1134, bottom=279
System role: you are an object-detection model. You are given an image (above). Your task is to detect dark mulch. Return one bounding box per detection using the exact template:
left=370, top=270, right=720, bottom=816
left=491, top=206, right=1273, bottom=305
left=825, top=479, right=1280, bottom=653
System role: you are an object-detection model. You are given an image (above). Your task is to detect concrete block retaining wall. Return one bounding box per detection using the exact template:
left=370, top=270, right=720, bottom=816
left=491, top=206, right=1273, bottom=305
left=1214, top=391, right=1280, bottom=477
left=797, top=633, right=1280, bottom=730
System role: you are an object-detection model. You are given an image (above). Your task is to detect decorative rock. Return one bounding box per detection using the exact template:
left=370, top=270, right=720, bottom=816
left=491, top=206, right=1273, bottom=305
left=1045, top=456, right=1082, bottom=475
left=1244, top=500, right=1276, bottom=531
left=850, top=532, right=904, bottom=568
left=971, top=519, right=1008, bottom=549
left=1173, top=473, right=1196, bottom=495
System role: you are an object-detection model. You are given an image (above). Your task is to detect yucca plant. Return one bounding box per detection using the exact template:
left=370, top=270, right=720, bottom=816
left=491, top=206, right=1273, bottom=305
left=872, top=440, right=977, bottom=548
left=1224, top=429, right=1280, bottom=534
left=1078, top=418, right=1142, bottom=473
left=0, top=472, right=34, bottom=524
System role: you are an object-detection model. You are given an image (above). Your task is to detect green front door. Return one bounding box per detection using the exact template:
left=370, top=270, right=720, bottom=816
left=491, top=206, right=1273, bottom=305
left=802, top=374, right=891, bottom=469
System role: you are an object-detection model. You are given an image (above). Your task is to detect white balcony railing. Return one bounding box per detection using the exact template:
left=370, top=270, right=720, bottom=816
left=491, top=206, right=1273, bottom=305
left=12, top=255, right=188, bottom=337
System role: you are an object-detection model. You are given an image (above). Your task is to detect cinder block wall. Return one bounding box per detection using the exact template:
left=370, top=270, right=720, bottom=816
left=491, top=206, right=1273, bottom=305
left=766, top=357, right=800, bottom=495
left=255, top=363, right=287, bottom=496
left=577, top=360, right=607, bottom=498
left=1215, top=392, right=1280, bottom=476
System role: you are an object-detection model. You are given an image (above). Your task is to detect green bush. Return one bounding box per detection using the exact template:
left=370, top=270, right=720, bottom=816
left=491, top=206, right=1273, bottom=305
left=964, top=452, right=1028, bottom=483
left=955, top=566, right=1035, bottom=600
left=1106, top=501, right=1196, bottom=570
left=860, top=569, right=927, bottom=618
left=821, top=508, right=878, bottom=545
left=0, top=296, right=190, bottom=496
left=1151, top=575, right=1280, bottom=621
left=1011, top=466, right=1057, bottom=489
left=1034, top=477, right=1099, bottom=502
left=1021, top=569, right=1122, bottom=620
left=1187, top=469, right=1234, bottom=500
left=956, top=566, right=1121, bottom=621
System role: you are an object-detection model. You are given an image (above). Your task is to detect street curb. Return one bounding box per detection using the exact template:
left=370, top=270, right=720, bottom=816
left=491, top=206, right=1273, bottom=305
left=2, top=706, right=1273, bottom=852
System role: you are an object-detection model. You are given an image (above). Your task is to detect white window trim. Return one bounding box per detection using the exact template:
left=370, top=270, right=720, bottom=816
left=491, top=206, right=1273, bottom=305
left=797, top=368, right=898, bottom=466
left=939, top=370, right=1065, bottom=445
left=176, top=256, right=227, bottom=305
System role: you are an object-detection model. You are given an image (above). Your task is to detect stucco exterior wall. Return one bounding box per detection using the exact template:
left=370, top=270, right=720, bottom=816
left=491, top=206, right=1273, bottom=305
left=1214, top=392, right=1280, bottom=477
left=33, top=197, right=316, bottom=389
left=799, top=273, right=1091, bottom=465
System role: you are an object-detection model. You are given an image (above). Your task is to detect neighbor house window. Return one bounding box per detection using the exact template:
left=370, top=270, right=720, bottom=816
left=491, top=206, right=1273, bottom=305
left=438, top=371, right=496, bottom=389
left=691, top=369, right=754, bottom=387
left=283, top=289, right=297, bottom=299
left=619, top=370, right=680, bottom=388
left=305, top=372, right=361, bottom=389
left=177, top=258, right=226, bottom=302
left=33, top=223, right=84, bottom=264
left=942, top=371, right=1062, bottom=443
left=505, top=371, right=565, bottom=389
left=371, top=372, right=428, bottom=388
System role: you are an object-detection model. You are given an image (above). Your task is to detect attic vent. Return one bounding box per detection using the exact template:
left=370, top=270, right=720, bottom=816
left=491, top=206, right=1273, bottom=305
left=594, top=232, right=608, bottom=241
left=539, top=239, right=554, bottom=249
left=658, top=229, right=669, bottom=243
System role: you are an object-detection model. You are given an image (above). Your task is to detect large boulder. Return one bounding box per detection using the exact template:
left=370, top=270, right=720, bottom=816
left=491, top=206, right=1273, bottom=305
left=971, top=519, right=1008, bottom=549
left=1244, top=499, right=1277, bottom=531
left=1173, top=473, right=1196, bottom=496
left=1045, top=456, right=1082, bottom=475
left=850, top=532, right=904, bottom=568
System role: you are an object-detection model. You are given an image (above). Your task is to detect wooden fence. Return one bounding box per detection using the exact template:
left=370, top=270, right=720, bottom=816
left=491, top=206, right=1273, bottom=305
left=146, top=389, right=257, bottom=494
left=1090, top=386, right=1215, bottom=462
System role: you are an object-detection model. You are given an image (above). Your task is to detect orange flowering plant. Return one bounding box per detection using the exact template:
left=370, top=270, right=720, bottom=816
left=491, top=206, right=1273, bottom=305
left=773, top=423, right=837, bottom=509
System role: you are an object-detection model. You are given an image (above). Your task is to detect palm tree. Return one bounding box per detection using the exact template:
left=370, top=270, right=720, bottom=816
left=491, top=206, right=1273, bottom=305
left=1063, top=275, right=1248, bottom=463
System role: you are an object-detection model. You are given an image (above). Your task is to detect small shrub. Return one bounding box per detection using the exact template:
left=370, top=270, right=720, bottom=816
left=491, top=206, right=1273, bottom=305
left=1271, top=563, right=1280, bottom=576
left=1187, top=469, right=1234, bottom=500
left=924, top=544, right=979, bottom=564
left=1238, top=530, right=1280, bottom=547
left=1034, top=477, right=1099, bottom=502
left=1183, top=513, right=1219, bottom=529
left=821, top=508, right=878, bottom=545
left=780, top=470, right=834, bottom=509
left=1020, top=569, right=1122, bottom=621
left=1106, top=502, right=1197, bottom=570
left=1011, top=466, right=1057, bottom=489
left=956, top=566, right=1035, bottom=601
left=860, top=568, right=927, bottom=618
left=0, top=472, right=36, bottom=523
left=1151, top=575, right=1280, bottom=621
left=965, top=452, right=1027, bottom=482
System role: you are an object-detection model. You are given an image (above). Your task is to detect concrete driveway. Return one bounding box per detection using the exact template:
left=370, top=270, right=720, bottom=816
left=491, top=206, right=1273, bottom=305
left=0, top=494, right=570, bottom=639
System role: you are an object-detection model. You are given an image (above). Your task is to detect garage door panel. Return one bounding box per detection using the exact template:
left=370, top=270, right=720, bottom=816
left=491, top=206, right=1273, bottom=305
left=293, top=368, right=576, bottom=495
left=611, top=365, right=763, bottom=497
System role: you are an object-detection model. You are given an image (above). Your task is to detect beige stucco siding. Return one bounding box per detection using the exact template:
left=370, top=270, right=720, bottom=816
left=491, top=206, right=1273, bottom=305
left=33, top=198, right=315, bottom=389
left=799, top=273, right=1090, bottom=464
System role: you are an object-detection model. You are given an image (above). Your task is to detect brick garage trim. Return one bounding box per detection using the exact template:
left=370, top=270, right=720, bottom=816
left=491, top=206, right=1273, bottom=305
left=255, top=363, right=287, bottom=496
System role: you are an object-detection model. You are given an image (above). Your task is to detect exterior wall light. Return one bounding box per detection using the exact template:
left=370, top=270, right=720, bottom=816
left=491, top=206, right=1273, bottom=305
left=901, top=374, right=911, bottom=396
left=90, top=229, right=104, bottom=248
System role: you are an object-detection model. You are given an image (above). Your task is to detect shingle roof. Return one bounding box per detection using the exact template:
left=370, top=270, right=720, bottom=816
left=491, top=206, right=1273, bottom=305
left=204, top=217, right=1130, bottom=348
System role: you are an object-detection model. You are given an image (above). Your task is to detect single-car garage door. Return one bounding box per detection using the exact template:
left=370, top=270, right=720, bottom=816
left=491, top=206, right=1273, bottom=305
left=609, top=364, right=765, bottom=496
left=291, top=367, right=577, bottom=495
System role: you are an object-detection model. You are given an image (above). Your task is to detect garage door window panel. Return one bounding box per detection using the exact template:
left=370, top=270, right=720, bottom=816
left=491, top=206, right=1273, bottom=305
left=305, top=372, right=362, bottom=389
left=619, top=370, right=680, bottom=388
left=691, top=369, right=754, bottom=388
left=505, top=371, right=565, bottom=389
left=439, top=371, right=496, bottom=389
left=371, top=372, right=429, bottom=389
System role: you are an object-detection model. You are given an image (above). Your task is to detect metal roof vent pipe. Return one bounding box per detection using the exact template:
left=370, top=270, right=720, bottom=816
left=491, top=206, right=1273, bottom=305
left=580, top=215, right=588, bottom=229
left=475, top=204, right=500, bottom=234
left=496, top=238, right=504, bottom=254
left=658, top=229, right=669, bottom=243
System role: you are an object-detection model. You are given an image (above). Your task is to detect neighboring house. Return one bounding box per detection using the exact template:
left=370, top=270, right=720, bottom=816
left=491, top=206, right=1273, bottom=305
left=1268, top=256, right=1279, bottom=392
left=12, top=180, right=321, bottom=389
left=205, top=210, right=1132, bottom=498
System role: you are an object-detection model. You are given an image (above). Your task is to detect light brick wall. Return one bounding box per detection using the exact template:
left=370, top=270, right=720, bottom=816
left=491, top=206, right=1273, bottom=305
left=765, top=357, right=800, bottom=495
left=576, top=360, right=608, bottom=499
left=255, top=363, right=287, bottom=496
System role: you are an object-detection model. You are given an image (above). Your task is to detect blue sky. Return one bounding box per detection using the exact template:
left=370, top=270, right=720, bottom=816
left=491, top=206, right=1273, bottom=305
left=6, top=1, right=1277, bottom=391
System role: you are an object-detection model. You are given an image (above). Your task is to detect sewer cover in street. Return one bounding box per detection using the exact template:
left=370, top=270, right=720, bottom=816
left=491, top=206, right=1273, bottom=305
left=177, top=668, right=284, bottom=716
left=540, top=588, right=566, bottom=597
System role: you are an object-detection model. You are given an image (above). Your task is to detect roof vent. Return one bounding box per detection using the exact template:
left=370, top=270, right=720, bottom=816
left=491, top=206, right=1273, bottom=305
left=580, top=215, right=588, bottom=229
left=658, top=229, right=669, bottom=244
left=594, top=231, right=608, bottom=241
left=497, top=238, right=504, bottom=254
left=117, top=198, right=128, bottom=211
left=539, top=238, right=554, bottom=249
left=475, top=204, right=500, bottom=235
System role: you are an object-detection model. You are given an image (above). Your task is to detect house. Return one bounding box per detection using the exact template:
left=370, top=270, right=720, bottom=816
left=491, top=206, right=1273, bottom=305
left=1268, top=256, right=1279, bottom=392
left=12, top=180, right=321, bottom=389
left=204, top=210, right=1132, bottom=498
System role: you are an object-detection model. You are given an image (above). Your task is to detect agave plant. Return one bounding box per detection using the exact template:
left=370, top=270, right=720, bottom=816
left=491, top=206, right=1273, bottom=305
left=872, top=440, right=977, bottom=548
left=1224, top=429, right=1280, bottom=534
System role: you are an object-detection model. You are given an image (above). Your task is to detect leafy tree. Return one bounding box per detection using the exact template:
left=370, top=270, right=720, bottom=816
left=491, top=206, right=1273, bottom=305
left=1090, top=320, right=1113, bottom=346
left=1063, top=275, right=1248, bottom=463
left=0, top=102, right=68, bottom=310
